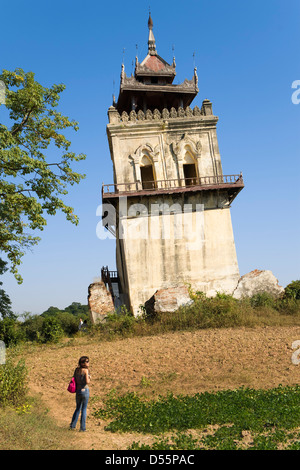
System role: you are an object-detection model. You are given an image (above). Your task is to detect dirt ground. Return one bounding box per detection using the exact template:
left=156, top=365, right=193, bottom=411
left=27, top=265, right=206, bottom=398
left=21, top=326, right=300, bottom=450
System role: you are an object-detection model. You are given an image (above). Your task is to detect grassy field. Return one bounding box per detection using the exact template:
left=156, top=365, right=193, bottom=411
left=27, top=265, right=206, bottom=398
left=0, top=397, right=75, bottom=450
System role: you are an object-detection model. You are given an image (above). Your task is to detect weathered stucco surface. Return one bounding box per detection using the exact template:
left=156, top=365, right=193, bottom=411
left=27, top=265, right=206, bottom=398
left=107, top=103, right=222, bottom=191
left=106, top=104, right=241, bottom=316
left=117, top=201, right=240, bottom=315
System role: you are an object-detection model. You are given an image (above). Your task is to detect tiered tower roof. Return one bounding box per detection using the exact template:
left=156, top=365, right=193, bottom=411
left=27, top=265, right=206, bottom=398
left=116, top=14, right=198, bottom=113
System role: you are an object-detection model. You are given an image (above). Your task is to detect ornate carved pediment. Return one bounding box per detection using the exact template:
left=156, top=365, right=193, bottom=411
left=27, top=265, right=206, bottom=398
left=178, top=77, right=197, bottom=90
left=121, top=71, right=197, bottom=92
left=114, top=104, right=207, bottom=123
left=123, top=75, right=139, bottom=86
left=131, top=143, right=159, bottom=164
left=170, top=133, right=202, bottom=160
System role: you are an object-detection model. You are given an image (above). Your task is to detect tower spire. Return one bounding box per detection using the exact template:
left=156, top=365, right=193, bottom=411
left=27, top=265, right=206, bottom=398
left=148, top=11, right=157, bottom=55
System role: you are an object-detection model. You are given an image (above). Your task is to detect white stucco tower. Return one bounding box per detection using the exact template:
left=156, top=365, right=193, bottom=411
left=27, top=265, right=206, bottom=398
left=102, top=15, right=244, bottom=315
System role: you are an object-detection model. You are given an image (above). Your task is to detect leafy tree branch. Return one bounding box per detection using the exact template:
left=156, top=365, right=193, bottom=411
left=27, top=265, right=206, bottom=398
left=0, top=68, right=86, bottom=282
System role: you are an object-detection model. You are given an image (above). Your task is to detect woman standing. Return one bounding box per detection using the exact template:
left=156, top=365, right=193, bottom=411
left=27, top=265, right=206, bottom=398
left=70, top=356, right=91, bottom=432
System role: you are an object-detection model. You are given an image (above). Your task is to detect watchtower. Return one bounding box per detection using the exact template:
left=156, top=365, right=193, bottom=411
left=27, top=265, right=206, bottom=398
left=102, top=15, right=244, bottom=315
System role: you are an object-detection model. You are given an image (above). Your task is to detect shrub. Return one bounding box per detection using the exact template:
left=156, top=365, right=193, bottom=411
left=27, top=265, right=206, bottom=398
left=105, top=308, right=136, bottom=335
left=285, top=281, right=300, bottom=300
left=276, top=297, right=300, bottom=316
left=0, top=359, right=28, bottom=407
left=41, top=317, right=63, bottom=343
left=56, top=312, right=80, bottom=336
left=23, top=315, right=44, bottom=342
left=23, top=311, right=85, bottom=342
left=250, top=292, right=276, bottom=309
left=0, top=318, right=24, bottom=346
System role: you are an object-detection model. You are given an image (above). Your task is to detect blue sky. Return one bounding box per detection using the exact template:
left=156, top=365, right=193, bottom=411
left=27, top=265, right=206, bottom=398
left=1, top=0, right=299, bottom=315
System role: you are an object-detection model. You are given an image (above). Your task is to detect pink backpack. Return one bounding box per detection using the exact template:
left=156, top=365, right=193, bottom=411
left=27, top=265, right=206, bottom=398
left=67, top=377, right=76, bottom=393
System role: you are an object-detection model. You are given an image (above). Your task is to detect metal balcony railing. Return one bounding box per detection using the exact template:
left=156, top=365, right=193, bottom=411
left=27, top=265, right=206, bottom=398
left=102, top=173, right=244, bottom=197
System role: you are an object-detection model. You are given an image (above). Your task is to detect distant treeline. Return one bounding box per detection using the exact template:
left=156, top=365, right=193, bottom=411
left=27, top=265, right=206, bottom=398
left=0, top=302, right=89, bottom=346
left=40, top=302, right=89, bottom=318
left=1, top=281, right=300, bottom=348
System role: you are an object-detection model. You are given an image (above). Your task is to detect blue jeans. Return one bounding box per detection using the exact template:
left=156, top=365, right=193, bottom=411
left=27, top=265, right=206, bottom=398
left=70, top=388, right=89, bottom=431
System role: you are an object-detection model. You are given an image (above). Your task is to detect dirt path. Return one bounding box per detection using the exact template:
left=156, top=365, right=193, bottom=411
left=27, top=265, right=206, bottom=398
left=23, top=326, right=300, bottom=450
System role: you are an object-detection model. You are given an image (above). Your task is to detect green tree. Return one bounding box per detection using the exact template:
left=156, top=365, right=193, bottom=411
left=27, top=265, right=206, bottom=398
left=40, top=302, right=88, bottom=318
left=64, top=302, right=88, bottom=316
left=40, top=306, right=62, bottom=317
left=285, top=281, right=300, bottom=300
left=0, top=318, right=24, bottom=346
left=0, top=68, right=86, bottom=282
left=0, top=259, right=14, bottom=319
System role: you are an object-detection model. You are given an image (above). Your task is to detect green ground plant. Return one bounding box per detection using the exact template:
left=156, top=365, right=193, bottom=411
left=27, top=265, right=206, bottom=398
left=94, top=386, right=300, bottom=450
left=0, top=359, right=28, bottom=407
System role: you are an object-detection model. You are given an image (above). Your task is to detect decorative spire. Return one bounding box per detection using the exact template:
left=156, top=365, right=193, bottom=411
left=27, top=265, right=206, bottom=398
left=194, top=67, right=199, bottom=92
left=148, top=12, right=157, bottom=55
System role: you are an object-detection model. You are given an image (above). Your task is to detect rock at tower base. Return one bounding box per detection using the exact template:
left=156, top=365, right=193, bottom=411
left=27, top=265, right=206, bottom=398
left=88, top=282, right=114, bottom=324
left=145, top=285, right=193, bottom=315
left=232, top=270, right=284, bottom=299
left=144, top=270, right=284, bottom=315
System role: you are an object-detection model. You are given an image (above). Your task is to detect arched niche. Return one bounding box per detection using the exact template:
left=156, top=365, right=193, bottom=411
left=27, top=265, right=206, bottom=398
left=183, top=146, right=198, bottom=186
left=130, top=144, right=158, bottom=190
left=140, top=151, right=156, bottom=190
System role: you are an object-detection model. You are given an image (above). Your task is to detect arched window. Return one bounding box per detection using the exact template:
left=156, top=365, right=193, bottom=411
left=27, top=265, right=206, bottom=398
left=140, top=153, right=156, bottom=190
left=183, top=150, right=198, bottom=186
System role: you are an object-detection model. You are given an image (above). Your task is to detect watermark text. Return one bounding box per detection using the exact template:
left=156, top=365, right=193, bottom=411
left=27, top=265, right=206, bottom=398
left=96, top=197, right=205, bottom=250
left=291, top=80, right=300, bottom=105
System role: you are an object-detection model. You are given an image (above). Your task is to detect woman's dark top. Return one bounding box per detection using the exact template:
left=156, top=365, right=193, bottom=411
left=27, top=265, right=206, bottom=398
left=74, top=367, right=89, bottom=391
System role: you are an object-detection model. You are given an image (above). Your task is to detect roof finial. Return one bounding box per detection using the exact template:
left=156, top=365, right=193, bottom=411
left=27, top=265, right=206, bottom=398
left=148, top=9, right=157, bottom=55
left=112, top=79, right=116, bottom=106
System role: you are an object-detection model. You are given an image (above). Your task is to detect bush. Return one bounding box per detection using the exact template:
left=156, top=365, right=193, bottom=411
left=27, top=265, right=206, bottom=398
left=23, top=311, right=84, bottom=342
left=56, top=312, right=80, bottom=336
left=150, top=294, right=242, bottom=331
left=250, top=292, right=276, bottom=308
left=105, top=308, right=136, bottom=334
left=23, top=315, right=44, bottom=342
left=0, top=359, right=28, bottom=407
left=0, top=318, right=24, bottom=346
left=285, top=281, right=300, bottom=300
left=41, top=317, right=63, bottom=343
left=276, top=297, right=300, bottom=316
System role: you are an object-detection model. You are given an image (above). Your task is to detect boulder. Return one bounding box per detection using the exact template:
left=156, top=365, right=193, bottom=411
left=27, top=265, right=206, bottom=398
left=145, top=285, right=193, bottom=315
left=88, top=282, right=114, bottom=324
left=232, top=270, right=284, bottom=299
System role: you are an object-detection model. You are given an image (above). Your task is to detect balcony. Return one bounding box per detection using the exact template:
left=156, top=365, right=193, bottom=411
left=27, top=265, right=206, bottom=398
left=102, top=173, right=244, bottom=203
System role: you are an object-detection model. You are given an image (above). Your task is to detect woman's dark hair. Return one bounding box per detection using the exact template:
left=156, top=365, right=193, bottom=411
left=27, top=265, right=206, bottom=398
left=78, top=356, right=89, bottom=366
